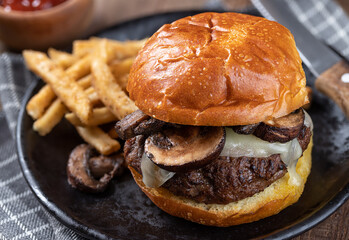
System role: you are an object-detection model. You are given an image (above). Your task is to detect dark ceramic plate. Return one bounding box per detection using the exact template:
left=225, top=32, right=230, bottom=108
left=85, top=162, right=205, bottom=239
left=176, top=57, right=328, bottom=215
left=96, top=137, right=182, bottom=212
left=16, top=11, right=349, bottom=240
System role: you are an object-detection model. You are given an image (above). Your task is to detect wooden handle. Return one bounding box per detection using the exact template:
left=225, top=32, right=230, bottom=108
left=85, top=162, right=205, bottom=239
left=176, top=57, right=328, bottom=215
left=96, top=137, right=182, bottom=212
left=315, top=60, right=349, bottom=119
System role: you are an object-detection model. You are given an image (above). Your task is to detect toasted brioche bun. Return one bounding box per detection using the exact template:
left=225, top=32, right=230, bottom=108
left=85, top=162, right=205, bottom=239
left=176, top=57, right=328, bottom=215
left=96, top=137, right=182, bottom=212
left=127, top=12, right=309, bottom=126
left=129, top=138, right=312, bottom=227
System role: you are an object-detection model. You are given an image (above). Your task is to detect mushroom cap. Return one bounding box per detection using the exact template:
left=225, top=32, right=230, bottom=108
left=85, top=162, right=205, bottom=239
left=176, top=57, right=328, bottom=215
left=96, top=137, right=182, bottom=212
left=145, top=126, right=225, bottom=172
left=253, top=108, right=305, bottom=143
left=127, top=12, right=308, bottom=126
left=67, top=144, right=125, bottom=193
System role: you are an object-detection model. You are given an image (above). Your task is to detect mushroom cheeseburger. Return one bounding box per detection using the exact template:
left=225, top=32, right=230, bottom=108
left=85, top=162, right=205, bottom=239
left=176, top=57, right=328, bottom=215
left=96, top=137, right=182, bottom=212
left=115, top=12, right=313, bottom=226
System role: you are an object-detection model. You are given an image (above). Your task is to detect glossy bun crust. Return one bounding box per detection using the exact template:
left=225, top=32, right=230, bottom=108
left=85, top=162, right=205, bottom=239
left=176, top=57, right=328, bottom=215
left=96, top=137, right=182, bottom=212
left=129, top=139, right=312, bottom=227
left=128, top=12, right=309, bottom=126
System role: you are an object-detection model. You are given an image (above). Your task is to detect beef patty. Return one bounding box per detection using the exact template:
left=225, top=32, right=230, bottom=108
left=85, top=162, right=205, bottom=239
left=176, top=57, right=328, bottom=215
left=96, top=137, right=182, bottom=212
left=124, top=126, right=312, bottom=204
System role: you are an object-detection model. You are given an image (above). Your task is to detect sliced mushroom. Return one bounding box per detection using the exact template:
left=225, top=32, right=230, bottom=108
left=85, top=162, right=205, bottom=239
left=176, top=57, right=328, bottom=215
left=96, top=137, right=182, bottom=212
left=67, top=144, right=125, bottom=193
left=88, top=154, right=125, bottom=179
left=115, top=110, right=150, bottom=140
left=232, top=123, right=260, bottom=135
left=133, top=117, right=166, bottom=136
left=253, top=108, right=305, bottom=143
left=115, top=110, right=166, bottom=140
left=144, top=126, right=225, bottom=172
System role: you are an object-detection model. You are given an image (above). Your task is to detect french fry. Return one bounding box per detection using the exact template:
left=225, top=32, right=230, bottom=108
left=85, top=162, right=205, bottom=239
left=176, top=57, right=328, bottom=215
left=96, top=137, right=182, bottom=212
left=77, top=74, right=92, bottom=89
left=26, top=38, right=144, bottom=150
left=26, top=64, right=92, bottom=121
left=65, top=107, right=117, bottom=126
left=110, top=57, right=135, bottom=75
left=74, top=38, right=147, bottom=61
left=110, top=57, right=134, bottom=91
left=48, top=48, right=77, bottom=69
left=84, top=87, right=100, bottom=105
left=23, top=50, right=92, bottom=124
left=116, top=39, right=147, bottom=58
left=66, top=55, right=92, bottom=80
left=90, top=37, right=147, bottom=59
left=88, top=92, right=100, bottom=106
left=26, top=73, right=92, bottom=121
left=84, top=86, right=95, bottom=95
left=107, top=127, right=119, bottom=139
left=33, top=99, right=67, bottom=136
left=72, top=39, right=99, bottom=57
left=73, top=38, right=118, bottom=62
left=93, top=38, right=116, bottom=63
left=27, top=64, right=91, bottom=127
left=76, top=126, right=120, bottom=155
left=26, top=84, right=56, bottom=119
left=91, top=58, right=138, bottom=119
left=118, top=74, right=129, bottom=92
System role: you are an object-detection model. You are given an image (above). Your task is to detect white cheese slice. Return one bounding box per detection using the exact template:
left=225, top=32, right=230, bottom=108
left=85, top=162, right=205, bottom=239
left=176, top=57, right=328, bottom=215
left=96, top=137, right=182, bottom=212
left=141, top=154, right=175, bottom=188
left=304, top=109, right=313, bottom=131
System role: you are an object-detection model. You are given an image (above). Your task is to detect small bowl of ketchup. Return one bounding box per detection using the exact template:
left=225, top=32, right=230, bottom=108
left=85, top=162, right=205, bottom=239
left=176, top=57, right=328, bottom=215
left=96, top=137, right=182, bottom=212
left=0, top=0, right=93, bottom=50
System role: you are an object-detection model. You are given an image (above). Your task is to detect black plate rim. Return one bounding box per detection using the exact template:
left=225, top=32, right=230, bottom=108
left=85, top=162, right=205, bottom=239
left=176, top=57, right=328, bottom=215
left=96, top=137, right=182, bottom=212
left=15, top=12, right=349, bottom=240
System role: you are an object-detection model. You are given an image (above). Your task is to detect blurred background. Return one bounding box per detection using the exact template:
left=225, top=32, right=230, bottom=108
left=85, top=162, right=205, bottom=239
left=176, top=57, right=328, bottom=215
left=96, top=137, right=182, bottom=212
left=0, top=0, right=348, bottom=51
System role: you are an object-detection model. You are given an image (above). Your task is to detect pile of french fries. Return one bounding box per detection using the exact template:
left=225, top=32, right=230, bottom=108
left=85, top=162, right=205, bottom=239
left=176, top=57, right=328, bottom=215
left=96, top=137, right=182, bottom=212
left=23, top=37, right=147, bottom=155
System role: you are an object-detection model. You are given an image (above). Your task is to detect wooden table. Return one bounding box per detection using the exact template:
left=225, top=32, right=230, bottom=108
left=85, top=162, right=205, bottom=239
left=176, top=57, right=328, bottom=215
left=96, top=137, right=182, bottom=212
left=0, top=0, right=348, bottom=239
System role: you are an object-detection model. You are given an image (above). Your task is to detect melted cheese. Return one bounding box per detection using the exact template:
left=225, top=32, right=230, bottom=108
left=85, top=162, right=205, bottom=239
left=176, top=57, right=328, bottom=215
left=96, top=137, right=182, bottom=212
left=304, top=109, right=313, bottom=131
left=140, top=110, right=313, bottom=188
left=221, top=128, right=303, bottom=186
left=141, top=154, right=175, bottom=188
left=221, top=128, right=301, bottom=166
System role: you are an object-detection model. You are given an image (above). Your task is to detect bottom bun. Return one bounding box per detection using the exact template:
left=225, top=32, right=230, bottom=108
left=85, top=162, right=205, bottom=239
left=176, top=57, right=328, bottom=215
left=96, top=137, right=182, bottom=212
left=129, top=138, right=313, bottom=227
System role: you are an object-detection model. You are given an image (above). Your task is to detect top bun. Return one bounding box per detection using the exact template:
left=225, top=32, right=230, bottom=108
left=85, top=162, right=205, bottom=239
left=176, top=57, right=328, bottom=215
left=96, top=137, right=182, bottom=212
left=127, top=12, right=308, bottom=126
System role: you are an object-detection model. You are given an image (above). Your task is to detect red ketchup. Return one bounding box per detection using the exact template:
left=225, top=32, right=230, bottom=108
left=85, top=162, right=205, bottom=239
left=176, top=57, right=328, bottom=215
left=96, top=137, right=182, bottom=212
left=0, top=0, right=68, bottom=12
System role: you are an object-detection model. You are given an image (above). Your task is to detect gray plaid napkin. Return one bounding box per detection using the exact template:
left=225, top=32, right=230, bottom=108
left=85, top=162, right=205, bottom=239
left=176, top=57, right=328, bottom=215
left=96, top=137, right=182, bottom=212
left=0, top=0, right=348, bottom=239
left=288, top=0, right=349, bottom=59
left=0, top=55, right=84, bottom=239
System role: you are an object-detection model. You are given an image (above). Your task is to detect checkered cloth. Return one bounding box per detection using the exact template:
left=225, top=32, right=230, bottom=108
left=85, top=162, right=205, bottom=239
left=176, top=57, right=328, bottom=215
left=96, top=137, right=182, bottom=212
left=0, top=0, right=348, bottom=239
left=0, top=55, right=84, bottom=239
left=288, top=0, right=349, bottom=59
